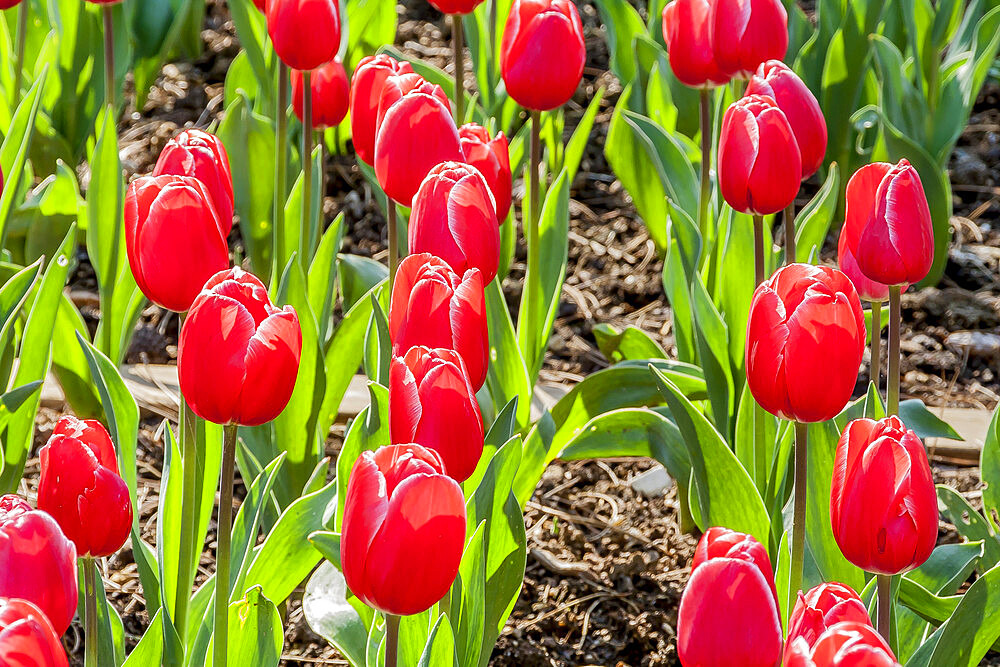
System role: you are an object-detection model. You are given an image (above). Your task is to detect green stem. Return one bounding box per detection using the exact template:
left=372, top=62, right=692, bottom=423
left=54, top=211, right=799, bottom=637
left=790, top=422, right=808, bottom=610
left=301, top=70, right=313, bottom=261
left=784, top=202, right=796, bottom=265
left=877, top=574, right=892, bottom=644
left=385, top=614, right=400, bottom=667
left=888, top=286, right=901, bottom=415
left=274, top=63, right=289, bottom=280
left=318, top=130, right=325, bottom=231
left=525, top=110, right=542, bottom=337
left=12, top=2, right=27, bottom=110
left=488, top=0, right=497, bottom=105
left=452, top=14, right=465, bottom=123
left=103, top=6, right=114, bottom=111
left=753, top=214, right=765, bottom=286
left=698, top=89, right=712, bottom=243
left=174, top=323, right=199, bottom=640
left=84, top=557, right=99, bottom=667
left=387, top=203, right=399, bottom=297
left=752, top=213, right=767, bottom=491
left=214, top=424, right=238, bottom=667
left=870, top=301, right=882, bottom=395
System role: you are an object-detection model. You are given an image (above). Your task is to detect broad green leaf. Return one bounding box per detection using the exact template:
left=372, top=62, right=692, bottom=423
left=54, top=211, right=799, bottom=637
left=563, top=88, right=604, bottom=183
left=417, top=614, right=457, bottom=667
left=484, top=278, right=531, bottom=428
left=623, top=110, right=699, bottom=228
left=308, top=214, right=346, bottom=342
left=122, top=610, right=164, bottom=666
left=334, top=383, right=389, bottom=529
left=982, top=403, right=1000, bottom=530
left=690, top=277, right=733, bottom=436
left=210, top=586, right=282, bottom=667
left=230, top=453, right=287, bottom=604
left=303, top=560, right=368, bottom=667
left=794, top=164, right=840, bottom=263
left=914, top=561, right=1000, bottom=667
left=337, top=254, right=387, bottom=312
left=0, top=69, right=46, bottom=246
left=937, top=485, right=1000, bottom=571
left=898, top=399, right=962, bottom=440
left=591, top=0, right=645, bottom=83
left=449, top=522, right=486, bottom=667
left=592, top=324, right=667, bottom=364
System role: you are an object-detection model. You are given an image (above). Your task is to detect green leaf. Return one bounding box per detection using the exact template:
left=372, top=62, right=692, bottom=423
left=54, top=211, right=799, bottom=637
left=303, top=559, right=368, bottom=667
left=909, top=542, right=984, bottom=596
left=0, top=69, right=46, bottom=246
left=230, top=453, right=287, bottom=605
left=981, top=404, right=1000, bottom=530
left=86, top=106, right=124, bottom=317
left=937, top=485, right=1000, bottom=571
left=917, top=561, right=1000, bottom=667
left=794, top=164, right=840, bottom=262
left=622, top=110, right=699, bottom=227
left=337, top=253, right=387, bottom=312
left=449, top=522, right=486, bottom=667
left=122, top=610, right=164, bottom=666
left=484, top=278, right=531, bottom=428
left=592, top=324, right=667, bottom=364
left=591, top=0, right=645, bottom=83
left=335, top=383, right=389, bottom=529
left=210, top=586, right=283, bottom=667
left=898, top=400, right=962, bottom=440
left=563, top=88, right=604, bottom=183
left=690, top=277, right=733, bottom=436
left=226, top=0, right=272, bottom=104
left=308, top=214, right=345, bottom=342
left=417, top=613, right=457, bottom=667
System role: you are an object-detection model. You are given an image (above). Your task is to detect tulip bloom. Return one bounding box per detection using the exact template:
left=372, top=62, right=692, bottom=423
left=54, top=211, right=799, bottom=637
left=459, top=123, right=512, bottom=221
left=719, top=94, right=802, bottom=216
left=38, top=417, right=132, bottom=559
left=349, top=55, right=414, bottom=165
left=341, top=444, right=466, bottom=616
left=746, top=263, right=865, bottom=423
left=837, top=224, right=891, bottom=303
left=178, top=268, right=302, bottom=426
left=428, top=0, right=483, bottom=14
left=389, top=254, right=488, bottom=390
left=0, top=598, right=69, bottom=666
left=153, top=129, right=235, bottom=227
left=266, top=0, right=340, bottom=71
left=292, top=58, right=350, bottom=130
left=746, top=60, right=826, bottom=179
left=409, top=162, right=500, bottom=283
left=0, top=1, right=23, bottom=8
left=500, top=0, right=585, bottom=111
left=709, top=0, right=788, bottom=78
left=389, top=347, right=484, bottom=482
left=124, top=175, right=230, bottom=313
left=785, top=622, right=900, bottom=667
left=661, top=0, right=729, bottom=89
left=0, top=496, right=77, bottom=636
left=678, top=527, right=782, bottom=667
left=831, top=417, right=938, bottom=575
left=786, top=583, right=871, bottom=652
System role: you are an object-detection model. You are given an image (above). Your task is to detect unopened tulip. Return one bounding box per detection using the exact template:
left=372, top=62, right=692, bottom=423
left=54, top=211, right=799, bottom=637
left=38, top=417, right=132, bottom=559
left=389, top=254, right=488, bottom=389
left=459, top=123, right=512, bottom=221
left=409, top=162, right=500, bottom=283
left=389, top=347, right=484, bottom=482
left=266, top=0, right=340, bottom=71
left=0, top=1, right=23, bottom=8
left=124, top=175, right=230, bottom=312
left=785, top=622, right=901, bottom=667
left=292, top=58, right=350, bottom=130
left=661, top=0, right=729, bottom=89
left=252, top=0, right=265, bottom=9
left=837, top=224, right=890, bottom=303
left=375, top=72, right=452, bottom=130
left=746, top=60, right=826, bottom=179
left=341, top=444, right=466, bottom=616
left=0, top=598, right=69, bottom=666
left=500, top=0, right=585, bottom=111
left=153, top=129, right=235, bottom=227
left=719, top=94, right=801, bottom=216
left=710, top=0, right=788, bottom=78
left=349, top=55, right=414, bottom=165
left=831, top=416, right=938, bottom=575
left=0, top=496, right=77, bottom=636
left=786, top=583, right=871, bottom=653
left=178, top=268, right=302, bottom=426
left=678, top=527, right=782, bottom=667
left=428, top=0, right=483, bottom=14
left=746, top=263, right=865, bottom=423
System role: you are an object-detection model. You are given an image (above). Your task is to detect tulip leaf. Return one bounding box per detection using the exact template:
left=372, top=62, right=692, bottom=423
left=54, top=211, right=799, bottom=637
left=690, top=276, right=733, bottom=437
left=484, top=279, right=532, bottom=428
left=981, top=404, right=1000, bottom=531
left=337, top=253, right=387, bottom=313
left=0, top=69, right=46, bottom=247
left=364, top=291, right=391, bottom=387
left=308, top=214, right=346, bottom=343
left=156, top=422, right=187, bottom=662
left=661, top=226, right=697, bottom=364
left=793, top=164, right=840, bottom=263
left=418, top=613, right=458, bottom=667
left=303, top=560, right=369, bottom=667
left=229, top=453, right=286, bottom=605
left=449, top=521, right=486, bottom=667
left=122, top=610, right=164, bottom=666
left=910, top=542, right=985, bottom=597
left=0, top=260, right=41, bottom=351
left=936, top=485, right=1000, bottom=572
left=0, top=380, right=42, bottom=417
left=563, top=88, right=604, bottom=183
left=773, top=531, right=793, bottom=630
left=714, top=206, right=756, bottom=374
left=77, top=559, right=126, bottom=666
left=208, top=586, right=283, bottom=667
left=50, top=294, right=103, bottom=417
left=592, top=324, right=667, bottom=364
left=399, top=610, right=433, bottom=667
left=591, top=0, right=645, bottom=84
left=335, top=382, right=389, bottom=530
left=464, top=397, right=520, bottom=495
left=898, top=399, right=963, bottom=441
left=225, top=0, right=271, bottom=103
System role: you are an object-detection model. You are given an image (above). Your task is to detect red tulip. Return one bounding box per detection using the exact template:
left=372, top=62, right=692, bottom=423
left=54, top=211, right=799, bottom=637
left=349, top=55, right=414, bottom=165
left=785, top=622, right=901, bottom=667
left=837, top=224, right=890, bottom=303
left=709, top=0, right=788, bottom=78
left=409, top=162, right=500, bottom=284
left=831, top=416, right=938, bottom=575
left=0, top=1, right=23, bottom=8
left=661, top=0, right=730, bottom=89
left=389, top=254, right=488, bottom=390
left=459, top=123, right=512, bottom=221
left=500, top=0, right=585, bottom=111
left=389, top=346, right=484, bottom=482
left=719, top=94, right=801, bottom=216
left=252, top=0, right=265, bottom=9
left=38, top=417, right=132, bottom=559
left=0, top=598, right=69, bottom=666
left=786, top=583, right=871, bottom=654
left=746, top=263, right=865, bottom=423
left=746, top=60, right=827, bottom=179
left=341, top=444, right=466, bottom=616
left=178, top=268, right=302, bottom=426
left=375, top=72, right=451, bottom=130
left=153, top=129, right=235, bottom=227
left=428, top=0, right=484, bottom=15
left=849, top=160, right=933, bottom=287
left=266, top=0, right=341, bottom=71
left=679, top=527, right=782, bottom=667
left=84, top=0, right=120, bottom=3
left=0, top=496, right=77, bottom=636
left=292, top=58, right=350, bottom=130
left=124, top=175, right=230, bottom=313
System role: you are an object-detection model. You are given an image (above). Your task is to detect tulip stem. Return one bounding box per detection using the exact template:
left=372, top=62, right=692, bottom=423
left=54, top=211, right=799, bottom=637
left=103, top=6, right=114, bottom=111
left=214, top=424, right=238, bottom=667
left=318, top=130, right=326, bottom=228
left=385, top=614, right=400, bottom=667
left=301, top=71, right=314, bottom=261
left=752, top=214, right=765, bottom=286
left=387, top=202, right=398, bottom=296
left=752, top=213, right=767, bottom=492
left=12, top=2, right=27, bottom=109
left=698, top=89, right=712, bottom=243
left=790, top=421, right=808, bottom=608
left=784, top=202, right=796, bottom=264
left=275, top=63, right=289, bottom=280
left=877, top=574, right=892, bottom=644
left=870, top=301, right=882, bottom=395
left=452, top=14, right=465, bottom=123
left=887, top=285, right=901, bottom=415
left=84, top=557, right=99, bottom=667
left=525, top=110, right=542, bottom=341
left=174, top=375, right=199, bottom=641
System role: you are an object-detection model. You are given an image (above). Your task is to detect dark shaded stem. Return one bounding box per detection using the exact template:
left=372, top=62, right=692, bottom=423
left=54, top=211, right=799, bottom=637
left=103, top=6, right=114, bottom=111
left=888, top=286, right=901, bottom=415
left=525, top=110, right=542, bottom=336
left=318, top=130, right=326, bottom=233
left=753, top=214, right=765, bottom=286
left=301, top=71, right=313, bottom=261
left=84, top=557, right=98, bottom=667
left=698, top=89, right=712, bottom=242
left=214, top=424, right=238, bottom=667
left=870, top=301, right=882, bottom=395
left=752, top=213, right=767, bottom=491
left=387, top=203, right=398, bottom=296
left=385, top=614, right=400, bottom=667
left=452, top=14, right=465, bottom=122
left=174, top=314, right=198, bottom=641
left=790, top=422, right=808, bottom=608
left=274, top=63, right=289, bottom=278
left=12, top=2, right=27, bottom=109
left=784, top=202, right=796, bottom=264
left=877, top=574, right=892, bottom=644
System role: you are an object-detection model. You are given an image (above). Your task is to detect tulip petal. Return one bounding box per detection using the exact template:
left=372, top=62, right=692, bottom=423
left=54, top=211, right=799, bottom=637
left=447, top=174, right=500, bottom=283
left=746, top=285, right=792, bottom=418
left=340, top=453, right=389, bottom=608
left=843, top=163, right=893, bottom=250
left=719, top=104, right=758, bottom=214
left=745, top=106, right=801, bottom=215
left=236, top=307, right=302, bottom=426
left=389, top=356, right=422, bottom=444
left=450, top=270, right=489, bottom=389
left=412, top=361, right=484, bottom=481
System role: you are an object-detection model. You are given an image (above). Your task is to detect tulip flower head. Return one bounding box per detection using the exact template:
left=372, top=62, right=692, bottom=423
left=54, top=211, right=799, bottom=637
left=266, top=0, right=341, bottom=71
left=831, top=416, right=938, bottom=575
left=349, top=55, right=414, bottom=165
left=837, top=223, right=892, bottom=303
left=500, top=0, right=585, bottom=111
left=661, top=0, right=730, bottom=89
left=293, top=58, right=350, bottom=130
left=409, top=161, right=500, bottom=283
left=38, top=417, right=132, bottom=559
left=0, top=0, right=24, bottom=8
left=784, top=622, right=901, bottom=667
left=0, top=496, right=77, bottom=636
left=153, top=129, right=235, bottom=227
left=746, top=263, right=866, bottom=423
left=710, top=0, right=788, bottom=78
left=427, top=0, right=484, bottom=15
left=0, top=598, right=69, bottom=666
left=178, top=268, right=302, bottom=427
left=252, top=0, right=266, bottom=9
left=341, top=444, right=467, bottom=616
left=786, top=583, right=871, bottom=653
left=459, top=123, right=512, bottom=221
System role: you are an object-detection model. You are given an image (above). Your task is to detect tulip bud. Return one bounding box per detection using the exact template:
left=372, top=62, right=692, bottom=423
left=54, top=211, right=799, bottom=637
left=0, top=496, right=77, bottom=636
left=341, top=444, right=466, bottom=616
left=0, top=598, right=69, bottom=666
left=849, top=160, right=934, bottom=287
left=153, top=129, right=235, bottom=227
left=375, top=72, right=451, bottom=132
left=679, top=527, right=783, bottom=667
left=786, top=583, right=871, bottom=654
left=349, top=55, right=414, bottom=165
left=746, top=263, right=865, bottom=423
left=266, top=0, right=341, bottom=71
left=831, top=417, right=938, bottom=575
left=837, top=224, right=891, bottom=303
left=38, top=417, right=132, bottom=559
left=389, top=254, right=488, bottom=390
left=710, top=0, right=788, bottom=78
left=178, top=268, right=302, bottom=426
left=252, top=0, right=265, bottom=10
left=500, top=0, right=585, bottom=111
left=661, top=0, right=730, bottom=89
left=0, top=1, right=23, bottom=8
left=459, top=123, right=512, bottom=221
left=124, top=175, right=230, bottom=313
left=389, top=346, right=485, bottom=482
left=719, top=94, right=802, bottom=216
left=746, top=60, right=827, bottom=179
left=292, top=58, right=350, bottom=130
left=428, top=0, right=484, bottom=15
left=785, top=622, right=901, bottom=667
left=409, top=162, right=500, bottom=283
